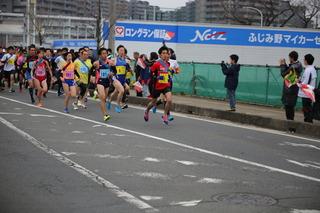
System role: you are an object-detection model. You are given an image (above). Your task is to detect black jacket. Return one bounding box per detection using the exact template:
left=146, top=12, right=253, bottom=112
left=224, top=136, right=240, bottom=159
left=280, top=61, right=303, bottom=106
left=221, top=63, right=240, bottom=90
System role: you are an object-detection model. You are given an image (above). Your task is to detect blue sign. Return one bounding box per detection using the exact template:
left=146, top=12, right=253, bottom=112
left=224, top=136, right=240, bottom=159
left=52, top=40, right=96, bottom=49
left=107, top=21, right=320, bottom=49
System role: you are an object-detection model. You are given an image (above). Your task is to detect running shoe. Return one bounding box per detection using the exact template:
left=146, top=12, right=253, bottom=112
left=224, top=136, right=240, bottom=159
left=103, top=114, right=111, bottom=121
left=152, top=106, right=157, bottom=114
left=144, top=110, right=149, bottom=122
left=107, top=101, right=112, bottom=110
left=31, top=98, right=35, bottom=104
left=115, top=106, right=122, bottom=113
left=9, top=89, right=15, bottom=93
left=79, top=103, right=87, bottom=109
left=121, top=104, right=128, bottom=110
left=72, top=102, right=79, bottom=110
left=64, top=108, right=69, bottom=113
left=168, top=114, right=174, bottom=121
left=162, top=115, right=169, bottom=125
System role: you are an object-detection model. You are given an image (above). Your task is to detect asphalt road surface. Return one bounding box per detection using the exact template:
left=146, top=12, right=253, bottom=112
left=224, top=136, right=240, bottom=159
left=0, top=91, right=319, bottom=213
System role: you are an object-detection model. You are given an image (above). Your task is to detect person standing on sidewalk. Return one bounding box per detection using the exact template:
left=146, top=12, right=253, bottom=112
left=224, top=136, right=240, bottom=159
left=280, top=51, right=303, bottom=122
left=298, top=54, right=317, bottom=123
left=221, top=54, right=240, bottom=112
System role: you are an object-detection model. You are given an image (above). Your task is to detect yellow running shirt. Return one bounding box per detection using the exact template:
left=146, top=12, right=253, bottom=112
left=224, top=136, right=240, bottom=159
left=74, top=58, right=92, bottom=84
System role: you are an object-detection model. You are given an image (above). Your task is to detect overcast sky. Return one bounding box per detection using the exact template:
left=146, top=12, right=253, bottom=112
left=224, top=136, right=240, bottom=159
left=145, top=0, right=190, bottom=9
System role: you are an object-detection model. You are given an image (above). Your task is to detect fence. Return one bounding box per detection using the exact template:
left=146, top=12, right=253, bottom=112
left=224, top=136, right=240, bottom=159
left=172, top=62, right=320, bottom=107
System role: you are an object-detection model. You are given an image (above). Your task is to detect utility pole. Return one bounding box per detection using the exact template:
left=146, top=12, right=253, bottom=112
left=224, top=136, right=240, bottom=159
left=26, top=0, right=30, bottom=47
left=31, top=0, right=36, bottom=44
left=108, top=0, right=116, bottom=52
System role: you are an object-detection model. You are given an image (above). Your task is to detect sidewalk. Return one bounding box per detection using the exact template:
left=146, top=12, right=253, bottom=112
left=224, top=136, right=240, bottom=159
left=128, top=91, right=320, bottom=138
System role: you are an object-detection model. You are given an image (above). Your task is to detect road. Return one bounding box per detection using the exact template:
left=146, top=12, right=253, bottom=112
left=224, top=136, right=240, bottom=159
left=0, top=91, right=319, bottom=213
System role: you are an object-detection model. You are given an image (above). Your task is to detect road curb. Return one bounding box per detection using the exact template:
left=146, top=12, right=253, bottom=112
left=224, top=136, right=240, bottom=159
left=128, top=96, right=320, bottom=138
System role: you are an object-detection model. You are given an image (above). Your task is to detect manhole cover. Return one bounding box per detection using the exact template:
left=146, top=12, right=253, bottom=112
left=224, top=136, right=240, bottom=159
left=212, top=193, right=278, bottom=206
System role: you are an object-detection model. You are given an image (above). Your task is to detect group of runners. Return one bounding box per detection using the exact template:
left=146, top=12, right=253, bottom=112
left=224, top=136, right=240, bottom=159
left=0, top=44, right=180, bottom=125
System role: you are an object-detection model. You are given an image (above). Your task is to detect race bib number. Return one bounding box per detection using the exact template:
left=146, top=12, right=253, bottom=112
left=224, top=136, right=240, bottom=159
left=80, top=66, right=88, bottom=73
left=36, top=68, right=46, bottom=76
left=29, top=61, right=34, bottom=69
left=66, top=72, right=74, bottom=79
left=158, top=72, right=169, bottom=84
left=116, top=66, right=126, bottom=75
left=8, top=59, right=15, bottom=65
left=100, top=69, right=109, bottom=78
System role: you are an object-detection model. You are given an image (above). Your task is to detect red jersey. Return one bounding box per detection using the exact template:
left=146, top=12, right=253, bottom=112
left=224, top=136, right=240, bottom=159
left=150, top=60, right=171, bottom=90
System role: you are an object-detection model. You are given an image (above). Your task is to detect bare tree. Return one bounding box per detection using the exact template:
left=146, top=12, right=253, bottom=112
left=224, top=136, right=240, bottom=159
left=28, top=12, right=53, bottom=46
left=291, top=0, right=320, bottom=28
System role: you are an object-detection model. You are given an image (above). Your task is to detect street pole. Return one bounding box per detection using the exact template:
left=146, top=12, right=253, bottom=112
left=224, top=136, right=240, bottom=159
left=68, top=18, right=71, bottom=39
left=31, top=0, right=36, bottom=44
left=153, top=6, right=156, bottom=21
left=108, top=0, right=116, bottom=52
left=244, top=6, right=263, bottom=27
left=26, top=0, right=30, bottom=47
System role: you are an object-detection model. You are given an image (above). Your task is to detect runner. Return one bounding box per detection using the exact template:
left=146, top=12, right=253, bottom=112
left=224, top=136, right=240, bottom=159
left=151, top=48, right=180, bottom=122
left=108, top=45, right=130, bottom=113
left=44, top=48, right=54, bottom=94
left=74, top=48, right=92, bottom=108
left=54, top=48, right=68, bottom=96
left=92, top=48, right=113, bottom=121
left=61, top=52, right=77, bottom=113
left=24, top=45, right=37, bottom=103
left=16, top=48, right=26, bottom=92
left=144, top=46, right=173, bottom=125
left=32, top=50, right=53, bottom=107
left=0, top=46, right=17, bottom=92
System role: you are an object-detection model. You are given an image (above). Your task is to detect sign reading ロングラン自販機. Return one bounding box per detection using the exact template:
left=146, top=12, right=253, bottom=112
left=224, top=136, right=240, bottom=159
left=108, top=21, right=320, bottom=49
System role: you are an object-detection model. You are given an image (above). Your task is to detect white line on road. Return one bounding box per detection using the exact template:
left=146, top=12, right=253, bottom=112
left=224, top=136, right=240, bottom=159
left=47, top=90, right=320, bottom=143
left=0, top=116, right=158, bottom=213
left=29, top=114, right=57, bottom=118
left=170, top=200, right=202, bottom=207
left=0, top=112, right=23, bottom=115
left=287, top=160, right=320, bottom=170
left=280, top=142, right=320, bottom=151
left=1, top=95, right=320, bottom=183
left=127, top=103, right=320, bottom=144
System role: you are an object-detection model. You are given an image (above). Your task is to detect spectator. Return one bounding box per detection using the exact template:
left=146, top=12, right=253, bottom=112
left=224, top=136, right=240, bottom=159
left=280, top=51, right=303, bottom=124
left=136, top=54, right=151, bottom=97
left=221, top=54, right=240, bottom=112
left=298, top=54, right=317, bottom=123
left=132, top=52, right=141, bottom=96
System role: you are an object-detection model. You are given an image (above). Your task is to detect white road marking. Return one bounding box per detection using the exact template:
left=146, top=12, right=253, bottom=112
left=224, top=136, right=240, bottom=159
left=29, top=114, right=57, bottom=118
left=96, top=132, right=107, bottom=136
left=184, top=175, right=197, bottom=178
left=143, top=157, right=162, bottom=163
left=61, top=152, right=77, bottom=156
left=70, top=140, right=91, bottom=144
left=176, top=160, right=199, bottom=166
left=14, top=108, right=22, bottom=110
left=1, top=96, right=320, bottom=183
left=127, top=103, right=320, bottom=144
left=170, top=200, right=202, bottom=207
left=92, top=124, right=103, bottom=128
left=0, top=112, right=23, bottom=115
left=49, top=90, right=320, bottom=144
left=72, top=130, right=84, bottom=134
left=135, top=172, right=170, bottom=180
left=197, top=178, right=224, bottom=184
left=291, top=210, right=320, bottom=213
left=140, top=196, right=163, bottom=201
left=280, top=142, right=320, bottom=151
left=111, top=134, right=127, bottom=137
left=94, top=154, right=132, bottom=159
left=0, top=116, right=158, bottom=213
left=287, top=160, right=320, bottom=170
